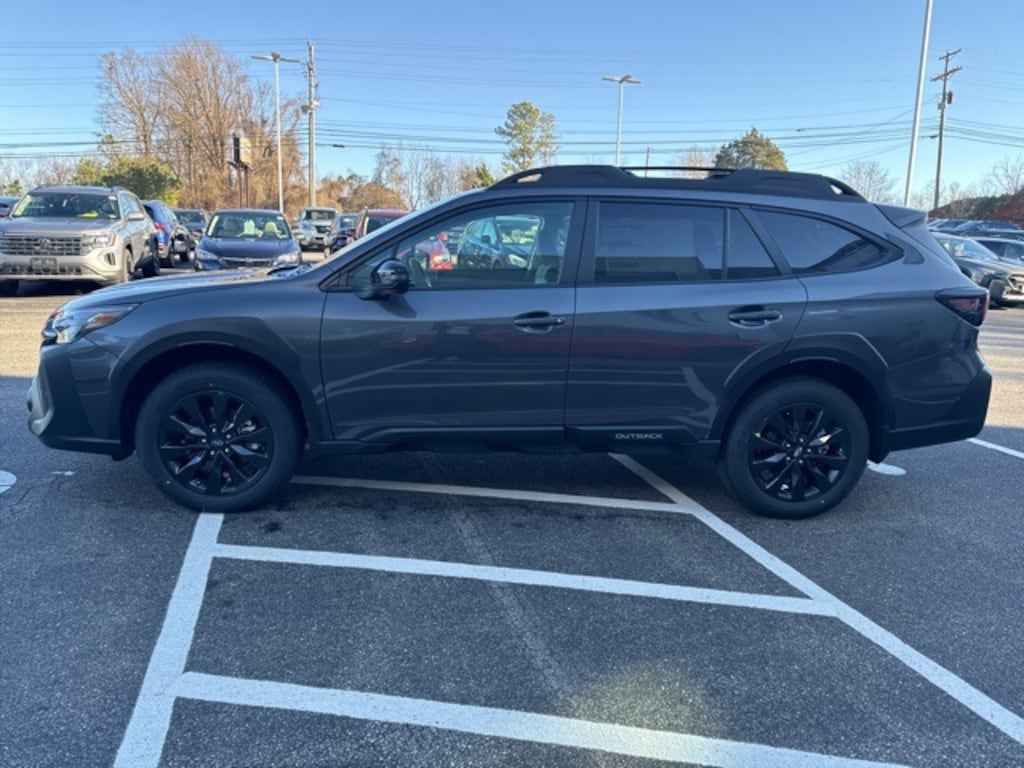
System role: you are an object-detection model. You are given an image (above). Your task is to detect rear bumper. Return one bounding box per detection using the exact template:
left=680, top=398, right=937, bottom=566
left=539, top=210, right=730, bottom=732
left=883, top=363, right=992, bottom=455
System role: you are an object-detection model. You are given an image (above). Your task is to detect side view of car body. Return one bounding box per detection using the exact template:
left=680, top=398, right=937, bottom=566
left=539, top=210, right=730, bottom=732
left=143, top=200, right=189, bottom=267
left=0, top=185, right=158, bottom=295
left=27, top=165, right=991, bottom=521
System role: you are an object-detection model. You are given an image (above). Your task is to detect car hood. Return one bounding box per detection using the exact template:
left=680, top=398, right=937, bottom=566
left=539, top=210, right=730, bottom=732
left=1, top=217, right=120, bottom=234
left=55, top=267, right=299, bottom=313
left=198, top=237, right=298, bottom=258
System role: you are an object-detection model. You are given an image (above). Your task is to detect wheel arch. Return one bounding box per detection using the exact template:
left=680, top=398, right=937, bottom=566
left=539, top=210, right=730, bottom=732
left=115, top=342, right=315, bottom=454
left=712, top=348, right=892, bottom=463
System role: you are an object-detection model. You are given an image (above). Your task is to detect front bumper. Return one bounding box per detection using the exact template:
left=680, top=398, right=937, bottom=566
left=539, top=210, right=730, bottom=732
left=27, top=341, right=129, bottom=458
left=1, top=246, right=128, bottom=285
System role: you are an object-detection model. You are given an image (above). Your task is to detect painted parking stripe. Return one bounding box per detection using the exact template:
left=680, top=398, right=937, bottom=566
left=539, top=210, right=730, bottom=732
left=118, top=470, right=1024, bottom=767
left=176, top=672, right=911, bottom=768
left=215, top=543, right=830, bottom=617
left=611, top=454, right=1024, bottom=747
left=969, top=437, right=1024, bottom=461
left=0, top=470, right=15, bottom=494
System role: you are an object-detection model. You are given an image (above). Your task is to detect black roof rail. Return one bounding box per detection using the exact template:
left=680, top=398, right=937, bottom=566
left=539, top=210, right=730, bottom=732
left=492, top=164, right=864, bottom=201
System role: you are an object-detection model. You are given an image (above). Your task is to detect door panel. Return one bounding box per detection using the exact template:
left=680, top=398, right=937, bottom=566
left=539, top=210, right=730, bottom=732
left=321, top=287, right=575, bottom=442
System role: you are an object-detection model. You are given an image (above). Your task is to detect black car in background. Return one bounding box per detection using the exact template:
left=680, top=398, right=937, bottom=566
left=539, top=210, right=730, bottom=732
left=193, top=208, right=301, bottom=270
left=327, top=213, right=359, bottom=251
left=933, top=232, right=1024, bottom=306
left=173, top=208, right=209, bottom=253
left=28, top=165, right=991, bottom=520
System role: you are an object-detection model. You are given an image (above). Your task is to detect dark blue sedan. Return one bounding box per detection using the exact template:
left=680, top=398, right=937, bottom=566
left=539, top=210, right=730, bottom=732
left=194, top=209, right=301, bottom=270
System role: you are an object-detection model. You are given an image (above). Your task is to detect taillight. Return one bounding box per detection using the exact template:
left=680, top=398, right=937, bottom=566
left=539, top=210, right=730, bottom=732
left=936, top=289, right=988, bottom=326
left=154, top=222, right=167, bottom=233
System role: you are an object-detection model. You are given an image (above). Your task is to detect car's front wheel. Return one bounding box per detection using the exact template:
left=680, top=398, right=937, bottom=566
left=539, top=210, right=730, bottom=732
left=135, top=363, right=301, bottom=512
left=719, top=378, right=868, bottom=519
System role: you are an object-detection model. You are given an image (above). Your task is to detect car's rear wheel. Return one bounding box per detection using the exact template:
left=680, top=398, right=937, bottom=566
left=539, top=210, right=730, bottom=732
left=135, top=363, right=301, bottom=512
left=719, top=378, right=868, bottom=519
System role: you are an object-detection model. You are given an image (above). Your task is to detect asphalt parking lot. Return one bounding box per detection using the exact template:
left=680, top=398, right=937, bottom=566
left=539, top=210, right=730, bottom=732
left=2, top=278, right=1023, bottom=767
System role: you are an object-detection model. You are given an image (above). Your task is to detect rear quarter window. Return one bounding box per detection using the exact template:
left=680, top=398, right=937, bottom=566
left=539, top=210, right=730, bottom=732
left=756, top=209, right=894, bottom=274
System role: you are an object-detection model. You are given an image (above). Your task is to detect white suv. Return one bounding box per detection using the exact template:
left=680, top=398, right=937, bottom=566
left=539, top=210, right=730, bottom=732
left=0, top=185, right=157, bottom=295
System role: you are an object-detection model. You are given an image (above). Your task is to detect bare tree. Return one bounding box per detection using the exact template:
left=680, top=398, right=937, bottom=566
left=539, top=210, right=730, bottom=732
left=676, top=146, right=717, bottom=176
left=96, top=38, right=303, bottom=212
left=985, top=154, right=1024, bottom=196
left=839, top=160, right=898, bottom=204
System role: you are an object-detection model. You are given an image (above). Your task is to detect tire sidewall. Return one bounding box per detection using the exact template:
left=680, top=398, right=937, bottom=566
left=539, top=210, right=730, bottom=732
left=135, top=364, right=300, bottom=513
left=721, top=378, right=868, bottom=519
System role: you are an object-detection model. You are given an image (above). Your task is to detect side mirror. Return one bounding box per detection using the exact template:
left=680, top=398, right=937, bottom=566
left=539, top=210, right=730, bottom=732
left=357, top=259, right=410, bottom=299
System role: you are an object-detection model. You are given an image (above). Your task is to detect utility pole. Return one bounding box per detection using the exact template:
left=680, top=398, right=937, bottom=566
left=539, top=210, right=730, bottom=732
left=904, top=0, right=933, bottom=206
left=305, top=40, right=319, bottom=207
left=932, top=49, right=961, bottom=211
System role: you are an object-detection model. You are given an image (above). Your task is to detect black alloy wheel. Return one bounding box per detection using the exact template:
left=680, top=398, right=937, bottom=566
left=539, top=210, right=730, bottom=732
left=720, top=378, right=868, bottom=519
left=136, top=364, right=300, bottom=512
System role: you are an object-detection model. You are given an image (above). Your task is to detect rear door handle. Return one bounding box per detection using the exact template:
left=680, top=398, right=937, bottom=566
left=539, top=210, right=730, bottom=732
left=728, top=308, right=782, bottom=326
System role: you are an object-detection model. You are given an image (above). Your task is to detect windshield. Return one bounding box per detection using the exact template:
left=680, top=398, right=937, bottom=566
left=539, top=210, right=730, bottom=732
left=936, top=236, right=999, bottom=262
left=303, top=209, right=336, bottom=221
left=208, top=212, right=292, bottom=240
left=176, top=210, right=205, bottom=225
left=13, top=192, right=120, bottom=219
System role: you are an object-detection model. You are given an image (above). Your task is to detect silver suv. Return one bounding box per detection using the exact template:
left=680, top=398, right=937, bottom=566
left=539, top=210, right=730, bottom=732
left=0, top=185, right=157, bottom=295
left=293, top=206, right=339, bottom=250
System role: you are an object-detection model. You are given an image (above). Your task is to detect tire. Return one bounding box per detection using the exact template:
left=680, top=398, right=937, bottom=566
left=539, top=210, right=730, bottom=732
left=718, top=378, right=868, bottom=519
left=0, top=279, right=18, bottom=297
left=135, top=363, right=301, bottom=512
left=140, top=247, right=161, bottom=278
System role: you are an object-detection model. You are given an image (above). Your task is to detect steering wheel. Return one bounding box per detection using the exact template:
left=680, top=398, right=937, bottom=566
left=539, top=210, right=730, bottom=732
left=407, top=254, right=431, bottom=289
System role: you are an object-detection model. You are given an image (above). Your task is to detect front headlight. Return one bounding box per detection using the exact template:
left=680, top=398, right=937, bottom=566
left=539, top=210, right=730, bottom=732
left=195, top=248, right=219, bottom=261
left=83, top=232, right=117, bottom=249
left=272, top=251, right=302, bottom=266
left=42, top=304, right=137, bottom=345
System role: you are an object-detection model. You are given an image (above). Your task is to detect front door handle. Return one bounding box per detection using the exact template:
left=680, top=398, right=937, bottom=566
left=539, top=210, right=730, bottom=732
left=513, top=311, right=567, bottom=332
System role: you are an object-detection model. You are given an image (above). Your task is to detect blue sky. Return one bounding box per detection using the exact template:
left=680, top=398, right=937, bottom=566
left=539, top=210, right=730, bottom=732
left=3, top=0, right=1022, bottom=203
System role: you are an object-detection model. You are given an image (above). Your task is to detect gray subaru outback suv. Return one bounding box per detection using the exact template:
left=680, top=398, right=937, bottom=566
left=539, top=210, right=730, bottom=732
left=27, top=165, right=991, bottom=518
left=0, top=185, right=157, bottom=295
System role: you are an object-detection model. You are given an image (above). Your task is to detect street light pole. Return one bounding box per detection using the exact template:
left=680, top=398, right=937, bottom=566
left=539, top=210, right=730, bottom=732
left=602, top=74, right=640, bottom=165
left=252, top=51, right=302, bottom=213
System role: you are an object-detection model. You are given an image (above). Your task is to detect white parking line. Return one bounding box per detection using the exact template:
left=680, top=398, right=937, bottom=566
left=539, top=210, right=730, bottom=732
left=216, top=543, right=831, bottom=616
left=116, top=466, right=1024, bottom=766
left=969, top=437, right=1024, bottom=461
left=176, top=672, right=911, bottom=768
left=610, top=454, right=1024, bottom=746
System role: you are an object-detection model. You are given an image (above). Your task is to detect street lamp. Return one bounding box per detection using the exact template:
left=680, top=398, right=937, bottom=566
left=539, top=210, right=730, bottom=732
left=252, top=51, right=302, bottom=213
left=602, top=74, right=640, bottom=165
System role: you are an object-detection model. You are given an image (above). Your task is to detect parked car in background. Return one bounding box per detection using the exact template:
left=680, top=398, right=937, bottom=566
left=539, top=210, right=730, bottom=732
left=194, top=209, right=300, bottom=270
left=933, top=232, right=1024, bottom=306
left=971, top=236, right=1024, bottom=265
left=0, top=195, right=19, bottom=218
left=27, top=165, right=992, bottom=520
left=143, top=200, right=189, bottom=267
left=352, top=208, right=407, bottom=244
left=327, top=213, right=359, bottom=251
left=173, top=208, right=209, bottom=253
left=294, top=206, right=339, bottom=251
left=0, top=185, right=158, bottom=295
